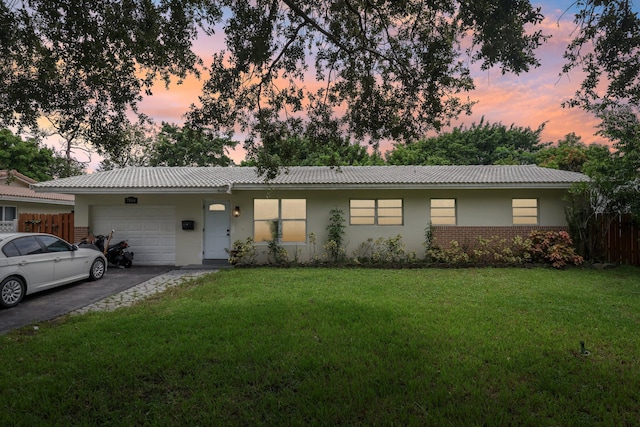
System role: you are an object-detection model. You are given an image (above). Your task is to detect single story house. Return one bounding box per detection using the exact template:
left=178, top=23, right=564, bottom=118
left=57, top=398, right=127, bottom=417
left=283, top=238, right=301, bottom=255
left=32, top=165, right=589, bottom=266
left=1, top=170, right=74, bottom=232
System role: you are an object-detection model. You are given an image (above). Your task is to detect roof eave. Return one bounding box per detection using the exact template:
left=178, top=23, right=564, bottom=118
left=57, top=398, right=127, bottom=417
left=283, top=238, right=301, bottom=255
left=33, top=182, right=586, bottom=194
left=232, top=182, right=582, bottom=191
left=0, top=195, right=75, bottom=205
left=32, top=187, right=231, bottom=195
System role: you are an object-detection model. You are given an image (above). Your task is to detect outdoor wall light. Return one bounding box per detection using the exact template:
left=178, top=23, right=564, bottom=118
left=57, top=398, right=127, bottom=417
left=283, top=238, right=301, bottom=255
left=232, top=206, right=241, bottom=217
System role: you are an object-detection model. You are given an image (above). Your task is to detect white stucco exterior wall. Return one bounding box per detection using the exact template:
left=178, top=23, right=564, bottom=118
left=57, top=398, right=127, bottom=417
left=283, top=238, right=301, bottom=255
left=73, top=187, right=571, bottom=266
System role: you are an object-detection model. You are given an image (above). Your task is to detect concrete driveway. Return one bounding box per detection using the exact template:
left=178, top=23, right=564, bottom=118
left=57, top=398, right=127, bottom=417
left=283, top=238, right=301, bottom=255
left=0, top=265, right=175, bottom=335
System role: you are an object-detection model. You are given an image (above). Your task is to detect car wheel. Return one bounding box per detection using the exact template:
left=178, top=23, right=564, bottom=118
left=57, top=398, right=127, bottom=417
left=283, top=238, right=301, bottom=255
left=1, top=276, right=25, bottom=309
left=89, top=258, right=106, bottom=281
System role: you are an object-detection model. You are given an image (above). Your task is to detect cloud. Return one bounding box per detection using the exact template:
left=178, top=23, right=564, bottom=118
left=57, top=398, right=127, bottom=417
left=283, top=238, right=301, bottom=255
left=443, top=4, right=607, bottom=147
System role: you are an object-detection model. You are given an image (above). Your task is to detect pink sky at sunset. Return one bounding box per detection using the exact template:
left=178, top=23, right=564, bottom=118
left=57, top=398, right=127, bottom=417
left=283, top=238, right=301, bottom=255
left=72, top=1, right=607, bottom=170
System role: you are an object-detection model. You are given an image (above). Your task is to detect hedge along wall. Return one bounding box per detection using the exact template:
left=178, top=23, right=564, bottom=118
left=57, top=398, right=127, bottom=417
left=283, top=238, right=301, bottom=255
left=432, top=226, right=569, bottom=248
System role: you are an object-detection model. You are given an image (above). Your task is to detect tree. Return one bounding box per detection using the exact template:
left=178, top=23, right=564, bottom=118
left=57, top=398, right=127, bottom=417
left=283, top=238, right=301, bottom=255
left=563, top=107, right=639, bottom=262
left=10, top=1, right=633, bottom=177
left=385, top=119, right=546, bottom=166
left=97, top=123, right=156, bottom=171
left=98, top=122, right=238, bottom=169
left=240, top=111, right=384, bottom=168
left=0, top=129, right=54, bottom=181
left=590, top=105, right=640, bottom=217
left=0, top=0, right=218, bottom=158
left=557, top=1, right=640, bottom=260
left=241, top=135, right=383, bottom=167
left=187, top=0, right=548, bottom=176
left=149, top=123, right=237, bottom=167
left=0, top=128, right=83, bottom=180
left=535, top=133, right=612, bottom=173
left=562, top=0, right=640, bottom=115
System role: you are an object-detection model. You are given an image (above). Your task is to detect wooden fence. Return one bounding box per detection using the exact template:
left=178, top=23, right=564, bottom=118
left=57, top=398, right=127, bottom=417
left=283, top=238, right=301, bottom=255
left=18, top=213, right=75, bottom=243
left=599, top=214, right=640, bottom=266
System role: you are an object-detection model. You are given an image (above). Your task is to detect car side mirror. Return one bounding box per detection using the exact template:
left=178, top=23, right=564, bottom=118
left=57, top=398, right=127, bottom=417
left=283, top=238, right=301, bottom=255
left=71, top=244, right=79, bottom=251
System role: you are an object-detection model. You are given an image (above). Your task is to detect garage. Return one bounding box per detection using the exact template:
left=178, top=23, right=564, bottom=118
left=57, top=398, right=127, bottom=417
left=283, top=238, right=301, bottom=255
left=91, top=206, right=176, bottom=265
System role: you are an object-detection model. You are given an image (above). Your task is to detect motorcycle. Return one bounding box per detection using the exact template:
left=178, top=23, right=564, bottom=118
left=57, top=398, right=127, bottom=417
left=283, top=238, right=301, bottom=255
left=79, top=230, right=134, bottom=268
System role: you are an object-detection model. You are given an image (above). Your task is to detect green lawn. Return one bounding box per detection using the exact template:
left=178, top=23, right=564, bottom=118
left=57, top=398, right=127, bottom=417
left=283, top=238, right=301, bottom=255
left=1, top=267, right=639, bottom=425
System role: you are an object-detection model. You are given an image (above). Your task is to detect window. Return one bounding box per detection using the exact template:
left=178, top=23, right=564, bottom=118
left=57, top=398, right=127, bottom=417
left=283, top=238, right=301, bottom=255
left=254, top=199, right=306, bottom=243
left=430, top=199, right=456, bottom=225
left=38, top=235, right=72, bottom=252
left=1, top=206, right=17, bottom=221
left=2, top=241, right=20, bottom=257
left=208, top=203, right=226, bottom=212
left=350, top=199, right=403, bottom=225
left=512, top=199, right=538, bottom=225
left=11, top=236, right=44, bottom=255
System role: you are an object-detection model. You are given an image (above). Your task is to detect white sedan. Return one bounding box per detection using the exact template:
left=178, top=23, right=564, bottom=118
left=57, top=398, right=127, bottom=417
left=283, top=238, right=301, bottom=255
left=0, top=233, right=107, bottom=309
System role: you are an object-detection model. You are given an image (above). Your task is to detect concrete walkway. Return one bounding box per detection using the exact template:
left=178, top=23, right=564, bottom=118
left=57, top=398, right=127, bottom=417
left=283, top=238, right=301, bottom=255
left=71, top=269, right=213, bottom=315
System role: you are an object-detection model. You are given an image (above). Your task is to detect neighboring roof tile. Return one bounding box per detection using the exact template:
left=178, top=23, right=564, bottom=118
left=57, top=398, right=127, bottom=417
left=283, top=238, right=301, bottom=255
left=1, top=183, right=75, bottom=203
left=31, top=165, right=589, bottom=193
left=0, top=170, right=37, bottom=185
left=0, top=169, right=74, bottom=203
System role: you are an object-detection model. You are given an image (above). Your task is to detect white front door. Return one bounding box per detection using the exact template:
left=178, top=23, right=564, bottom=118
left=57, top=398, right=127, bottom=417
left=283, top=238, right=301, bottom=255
left=204, top=201, right=231, bottom=259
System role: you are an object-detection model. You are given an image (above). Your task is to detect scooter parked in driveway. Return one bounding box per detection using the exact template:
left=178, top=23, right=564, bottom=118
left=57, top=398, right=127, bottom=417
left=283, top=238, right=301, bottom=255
left=79, top=231, right=134, bottom=268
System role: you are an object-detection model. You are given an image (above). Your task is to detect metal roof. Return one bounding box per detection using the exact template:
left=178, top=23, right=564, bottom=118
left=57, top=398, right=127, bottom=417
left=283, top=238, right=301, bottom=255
left=31, top=165, right=589, bottom=194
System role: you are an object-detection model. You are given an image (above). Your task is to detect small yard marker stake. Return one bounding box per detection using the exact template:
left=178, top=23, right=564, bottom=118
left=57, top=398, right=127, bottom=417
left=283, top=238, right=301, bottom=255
left=580, top=341, right=590, bottom=356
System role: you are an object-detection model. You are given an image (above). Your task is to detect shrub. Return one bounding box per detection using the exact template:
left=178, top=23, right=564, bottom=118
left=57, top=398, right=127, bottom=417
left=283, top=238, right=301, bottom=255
left=353, top=235, right=415, bottom=264
left=427, top=241, right=470, bottom=265
left=427, top=232, right=583, bottom=268
left=325, top=208, right=347, bottom=263
left=424, top=222, right=434, bottom=251
left=226, top=238, right=258, bottom=265
left=267, top=220, right=289, bottom=265
left=307, top=232, right=320, bottom=263
left=472, top=235, right=532, bottom=265
left=323, top=240, right=346, bottom=263
left=528, top=230, right=584, bottom=269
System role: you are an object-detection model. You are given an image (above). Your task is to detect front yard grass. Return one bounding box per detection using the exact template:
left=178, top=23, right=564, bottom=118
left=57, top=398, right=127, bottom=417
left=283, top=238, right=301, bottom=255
left=1, top=267, right=639, bottom=425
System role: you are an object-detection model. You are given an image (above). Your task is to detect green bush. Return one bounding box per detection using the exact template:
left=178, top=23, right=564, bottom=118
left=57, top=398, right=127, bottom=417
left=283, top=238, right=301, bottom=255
left=353, top=235, right=416, bottom=264
left=427, top=240, right=470, bottom=265
left=325, top=208, right=347, bottom=263
left=267, top=220, right=289, bottom=265
left=472, top=235, right=532, bottom=265
left=226, top=238, right=258, bottom=265
left=323, top=240, right=346, bottom=263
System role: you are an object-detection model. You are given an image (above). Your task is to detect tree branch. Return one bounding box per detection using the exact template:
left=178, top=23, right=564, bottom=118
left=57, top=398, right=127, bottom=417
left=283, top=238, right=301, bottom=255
left=281, top=0, right=354, bottom=54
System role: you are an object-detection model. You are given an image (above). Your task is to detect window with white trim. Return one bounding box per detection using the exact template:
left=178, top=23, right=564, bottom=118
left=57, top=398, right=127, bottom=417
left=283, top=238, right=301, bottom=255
left=254, top=199, right=306, bottom=243
left=350, top=199, right=403, bottom=225
left=1, top=206, right=17, bottom=221
left=512, top=199, right=538, bottom=225
left=430, top=199, right=456, bottom=225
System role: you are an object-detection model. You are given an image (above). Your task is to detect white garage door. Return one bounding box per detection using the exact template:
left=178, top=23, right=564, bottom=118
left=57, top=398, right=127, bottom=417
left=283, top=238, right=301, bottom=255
left=91, top=206, right=176, bottom=265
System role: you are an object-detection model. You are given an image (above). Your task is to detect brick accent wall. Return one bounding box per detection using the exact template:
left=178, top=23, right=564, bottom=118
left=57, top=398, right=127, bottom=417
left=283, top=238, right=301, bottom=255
left=74, top=226, right=90, bottom=242
left=432, top=226, right=568, bottom=248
